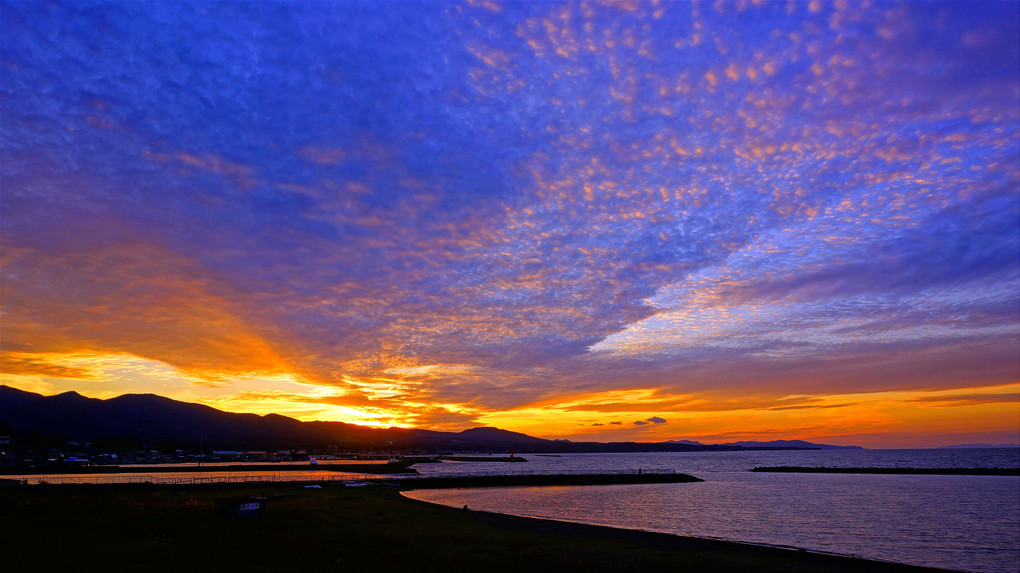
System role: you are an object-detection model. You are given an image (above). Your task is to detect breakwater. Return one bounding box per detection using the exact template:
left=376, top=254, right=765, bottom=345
left=442, top=456, right=525, bottom=462
left=751, top=466, right=1020, bottom=476
left=395, top=471, right=702, bottom=489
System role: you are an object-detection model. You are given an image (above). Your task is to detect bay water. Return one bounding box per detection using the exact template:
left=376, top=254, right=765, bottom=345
left=403, top=449, right=1020, bottom=573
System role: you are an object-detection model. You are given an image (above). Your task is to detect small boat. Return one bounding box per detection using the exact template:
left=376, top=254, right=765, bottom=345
left=342, top=480, right=369, bottom=487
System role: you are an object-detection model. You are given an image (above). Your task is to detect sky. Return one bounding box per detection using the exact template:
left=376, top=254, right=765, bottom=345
left=1, top=0, right=1018, bottom=448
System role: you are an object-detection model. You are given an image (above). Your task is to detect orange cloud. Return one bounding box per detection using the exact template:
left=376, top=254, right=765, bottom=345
left=1, top=241, right=295, bottom=383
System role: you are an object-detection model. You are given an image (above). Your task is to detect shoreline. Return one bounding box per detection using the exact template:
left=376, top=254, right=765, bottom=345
left=0, top=470, right=702, bottom=488
left=1, top=481, right=955, bottom=572
left=394, top=490, right=954, bottom=572
left=0, top=461, right=416, bottom=475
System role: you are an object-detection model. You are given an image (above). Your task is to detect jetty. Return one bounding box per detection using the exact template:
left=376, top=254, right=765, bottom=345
left=392, top=471, right=702, bottom=489
left=751, top=466, right=1020, bottom=476
left=441, top=455, right=525, bottom=463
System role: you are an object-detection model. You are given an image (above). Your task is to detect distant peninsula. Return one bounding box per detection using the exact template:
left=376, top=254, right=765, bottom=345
left=669, top=439, right=862, bottom=451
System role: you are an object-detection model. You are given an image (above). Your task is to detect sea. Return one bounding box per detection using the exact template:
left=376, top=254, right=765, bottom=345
left=402, top=449, right=1020, bottom=573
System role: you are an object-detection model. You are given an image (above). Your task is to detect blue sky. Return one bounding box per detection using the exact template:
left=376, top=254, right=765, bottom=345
left=2, top=1, right=1018, bottom=447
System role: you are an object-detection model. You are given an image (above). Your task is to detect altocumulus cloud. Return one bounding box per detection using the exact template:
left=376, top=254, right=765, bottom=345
left=634, top=417, right=668, bottom=426
left=0, top=1, right=1017, bottom=432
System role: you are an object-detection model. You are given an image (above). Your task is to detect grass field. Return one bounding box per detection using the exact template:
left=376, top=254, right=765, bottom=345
left=0, top=482, right=951, bottom=572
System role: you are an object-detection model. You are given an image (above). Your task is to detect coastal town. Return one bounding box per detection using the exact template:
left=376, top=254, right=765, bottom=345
left=0, top=430, right=480, bottom=472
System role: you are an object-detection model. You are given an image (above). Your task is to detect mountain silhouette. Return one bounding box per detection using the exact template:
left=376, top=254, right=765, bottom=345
left=1, top=386, right=551, bottom=451
left=0, top=386, right=856, bottom=452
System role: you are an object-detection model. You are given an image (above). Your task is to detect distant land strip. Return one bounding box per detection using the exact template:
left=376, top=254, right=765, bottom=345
left=442, top=456, right=526, bottom=462
left=394, top=472, right=703, bottom=489
left=751, top=466, right=1020, bottom=476
left=0, top=462, right=417, bottom=476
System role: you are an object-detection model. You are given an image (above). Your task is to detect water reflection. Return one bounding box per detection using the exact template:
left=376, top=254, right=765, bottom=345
left=404, top=450, right=1020, bottom=573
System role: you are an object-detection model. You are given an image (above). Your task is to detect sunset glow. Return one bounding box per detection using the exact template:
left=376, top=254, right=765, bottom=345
left=2, top=0, right=1018, bottom=448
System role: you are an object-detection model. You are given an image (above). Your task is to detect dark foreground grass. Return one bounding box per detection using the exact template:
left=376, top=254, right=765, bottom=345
left=0, top=483, right=952, bottom=573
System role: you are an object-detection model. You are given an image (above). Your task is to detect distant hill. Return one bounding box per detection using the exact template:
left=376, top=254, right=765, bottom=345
left=720, top=440, right=863, bottom=450
left=0, top=386, right=550, bottom=452
left=0, top=386, right=859, bottom=453
left=666, top=439, right=861, bottom=450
